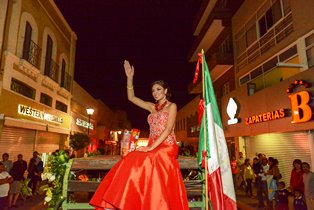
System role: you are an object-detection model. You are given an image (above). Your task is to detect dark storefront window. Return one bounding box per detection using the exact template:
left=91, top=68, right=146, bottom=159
left=11, top=78, right=35, bottom=99
left=40, top=93, right=52, bottom=107
left=56, top=101, right=67, bottom=113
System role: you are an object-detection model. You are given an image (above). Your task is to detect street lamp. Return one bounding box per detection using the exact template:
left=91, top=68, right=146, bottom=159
left=86, top=107, right=94, bottom=135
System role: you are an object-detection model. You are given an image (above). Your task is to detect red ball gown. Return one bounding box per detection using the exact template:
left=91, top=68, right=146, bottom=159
left=90, top=110, right=189, bottom=210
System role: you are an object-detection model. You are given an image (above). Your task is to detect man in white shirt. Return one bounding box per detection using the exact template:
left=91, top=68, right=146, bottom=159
left=0, top=162, right=13, bottom=209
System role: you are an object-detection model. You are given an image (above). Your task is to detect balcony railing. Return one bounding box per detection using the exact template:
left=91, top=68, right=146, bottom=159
left=236, top=12, right=294, bottom=71
left=22, top=40, right=41, bottom=68
left=45, top=58, right=59, bottom=82
left=61, top=72, right=72, bottom=91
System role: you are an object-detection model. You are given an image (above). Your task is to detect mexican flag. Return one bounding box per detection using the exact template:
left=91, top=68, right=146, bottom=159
left=196, top=52, right=237, bottom=210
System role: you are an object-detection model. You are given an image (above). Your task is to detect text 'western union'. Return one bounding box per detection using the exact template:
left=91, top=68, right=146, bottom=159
left=18, top=104, right=63, bottom=124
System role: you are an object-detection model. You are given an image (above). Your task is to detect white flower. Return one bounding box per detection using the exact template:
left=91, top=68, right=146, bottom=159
left=45, top=196, right=52, bottom=202
left=48, top=175, right=55, bottom=182
left=41, top=172, right=53, bottom=181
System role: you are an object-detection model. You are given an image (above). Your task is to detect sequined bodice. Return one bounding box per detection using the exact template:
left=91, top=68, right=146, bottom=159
left=147, top=110, right=175, bottom=145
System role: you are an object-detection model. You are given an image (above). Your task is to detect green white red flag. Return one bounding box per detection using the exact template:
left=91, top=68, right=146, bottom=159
left=195, top=51, right=237, bottom=210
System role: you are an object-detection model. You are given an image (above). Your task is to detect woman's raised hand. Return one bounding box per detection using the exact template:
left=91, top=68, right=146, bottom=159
left=124, top=60, right=134, bottom=78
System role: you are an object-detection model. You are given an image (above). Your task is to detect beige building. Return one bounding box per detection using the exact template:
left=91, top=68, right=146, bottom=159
left=71, top=81, right=114, bottom=154
left=220, top=0, right=314, bottom=183
left=0, top=0, right=76, bottom=162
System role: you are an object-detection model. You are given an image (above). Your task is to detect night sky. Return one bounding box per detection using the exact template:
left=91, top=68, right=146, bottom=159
left=54, top=0, right=202, bottom=130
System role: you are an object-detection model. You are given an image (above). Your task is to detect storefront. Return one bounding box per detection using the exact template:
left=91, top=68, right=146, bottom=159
left=0, top=92, right=71, bottom=163
left=221, top=68, right=314, bottom=184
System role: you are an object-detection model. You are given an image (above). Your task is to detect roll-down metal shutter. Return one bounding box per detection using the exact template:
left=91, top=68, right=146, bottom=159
left=0, top=126, right=35, bottom=164
left=245, top=131, right=311, bottom=185
left=35, top=131, right=61, bottom=154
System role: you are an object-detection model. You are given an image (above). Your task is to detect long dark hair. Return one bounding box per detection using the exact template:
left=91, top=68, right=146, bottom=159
left=150, top=80, right=172, bottom=100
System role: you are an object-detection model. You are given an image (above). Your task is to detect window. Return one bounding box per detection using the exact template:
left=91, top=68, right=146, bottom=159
left=258, top=1, right=282, bottom=37
left=56, top=101, right=67, bottom=113
left=40, top=93, right=52, bottom=107
left=246, top=23, right=257, bottom=47
left=263, top=57, right=278, bottom=73
left=22, top=22, right=32, bottom=61
left=11, top=78, right=35, bottom=99
left=44, top=35, right=53, bottom=76
left=239, top=74, right=250, bottom=85
left=60, top=59, right=66, bottom=87
left=235, top=29, right=246, bottom=55
left=305, top=33, right=314, bottom=67
left=279, top=45, right=297, bottom=62
left=44, top=35, right=58, bottom=82
left=250, top=67, right=263, bottom=80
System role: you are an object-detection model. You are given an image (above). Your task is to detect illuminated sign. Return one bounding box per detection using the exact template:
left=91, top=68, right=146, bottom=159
left=245, top=108, right=287, bottom=125
left=76, top=118, right=93, bottom=130
left=18, top=104, right=63, bottom=124
left=227, top=98, right=239, bottom=125
left=287, top=80, right=313, bottom=123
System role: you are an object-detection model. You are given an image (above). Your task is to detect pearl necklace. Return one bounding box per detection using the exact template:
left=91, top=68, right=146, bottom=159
left=155, top=100, right=167, bottom=112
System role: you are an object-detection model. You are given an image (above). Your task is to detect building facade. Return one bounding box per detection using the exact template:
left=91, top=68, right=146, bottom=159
left=71, top=81, right=114, bottom=155
left=220, top=0, right=314, bottom=184
left=177, top=0, right=243, bottom=153
left=0, top=0, right=76, bottom=162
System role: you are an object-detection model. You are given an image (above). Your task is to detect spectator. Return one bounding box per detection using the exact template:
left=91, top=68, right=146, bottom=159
left=252, top=156, right=262, bottom=188
left=293, top=190, right=307, bottom=210
left=290, top=159, right=304, bottom=194
left=230, top=155, right=238, bottom=188
left=27, top=151, right=43, bottom=196
left=237, top=152, right=245, bottom=189
left=244, top=158, right=254, bottom=197
left=302, top=162, right=314, bottom=210
left=1, top=153, right=13, bottom=173
left=267, top=158, right=281, bottom=203
left=289, top=159, right=304, bottom=210
left=8, top=154, right=27, bottom=208
left=0, top=162, right=13, bottom=209
left=257, top=157, right=269, bottom=208
left=275, top=181, right=289, bottom=210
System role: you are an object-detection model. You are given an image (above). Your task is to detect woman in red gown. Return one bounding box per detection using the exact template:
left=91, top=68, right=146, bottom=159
left=89, top=60, right=189, bottom=210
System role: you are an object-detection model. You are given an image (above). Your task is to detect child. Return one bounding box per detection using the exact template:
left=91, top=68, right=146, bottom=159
left=275, top=181, right=290, bottom=210
left=244, top=158, right=254, bottom=197
left=294, top=190, right=307, bottom=210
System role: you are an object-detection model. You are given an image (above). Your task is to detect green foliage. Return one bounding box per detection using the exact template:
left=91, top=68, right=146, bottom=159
left=20, top=179, right=32, bottom=197
left=42, top=150, right=70, bottom=210
left=70, top=133, right=90, bottom=150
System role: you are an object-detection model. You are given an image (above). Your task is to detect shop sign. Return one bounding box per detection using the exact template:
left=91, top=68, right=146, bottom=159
left=18, top=104, right=63, bottom=124
left=76, top=118, right=93, bottom=130
left=227, top=98, right=240, bottom=125
left=287, top=80, right=313, bottom=123
left=245, top=108, right=287, bottom=125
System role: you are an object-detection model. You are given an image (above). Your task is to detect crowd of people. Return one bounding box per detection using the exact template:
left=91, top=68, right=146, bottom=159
left=0, top=151, right=43, bottom=209
left=231, top=152, right=314, bottom=210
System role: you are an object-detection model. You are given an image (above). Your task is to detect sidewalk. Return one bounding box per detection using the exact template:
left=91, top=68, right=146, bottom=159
left=10, top=194, right=45, bottom=210
left=236, top=188, right=261, bottom=210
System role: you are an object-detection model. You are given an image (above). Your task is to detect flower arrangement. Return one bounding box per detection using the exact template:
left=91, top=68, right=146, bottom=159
left=41, top=150, right=70, bottom=210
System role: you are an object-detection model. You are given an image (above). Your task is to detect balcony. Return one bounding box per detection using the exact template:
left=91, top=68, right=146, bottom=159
left=189, top=0, right=244, bottom=62
left=22, top=40, right=41, bottom=68
left=44, top=58, right=59, bottom=82
left=236, top=13, right=294, bottom=71
left=61, top=72, right=72, bottom=91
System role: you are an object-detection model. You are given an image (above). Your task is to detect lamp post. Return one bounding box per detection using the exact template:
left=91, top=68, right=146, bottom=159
left=86, top=107, right=94, bottom=135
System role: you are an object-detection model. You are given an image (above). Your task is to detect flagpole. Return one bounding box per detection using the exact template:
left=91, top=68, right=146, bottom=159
left=201, top=49, right=210, bottom=210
